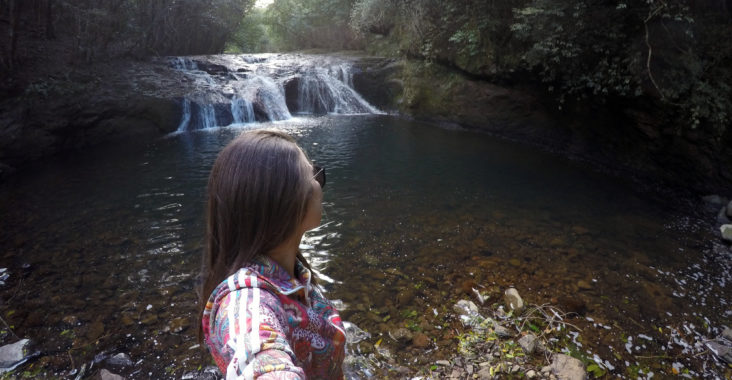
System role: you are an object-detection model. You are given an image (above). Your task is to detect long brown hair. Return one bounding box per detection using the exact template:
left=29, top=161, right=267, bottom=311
left=198, top=129, right=316, bottom=341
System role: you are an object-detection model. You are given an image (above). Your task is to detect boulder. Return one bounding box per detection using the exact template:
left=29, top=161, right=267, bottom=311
left=550, top=354, right=587, bottom=380
left=504, top=288, right=524, bottom=313
left=0, top=339, right=31, bottom=370
left=721, top=224, right=732, bottom=242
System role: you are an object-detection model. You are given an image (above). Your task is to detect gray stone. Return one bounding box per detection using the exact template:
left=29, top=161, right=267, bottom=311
left=107, top=353, right=133, bottom=367
left=721, top=224, right=732, bottom=242
left=526, top=369, right=537, bottom=378
left=504, top=288, right=524, bottom=312
left=0, top=339, right=31, bottom=369
left=518, top=333, right=539, bottom=354
left=706, top=341, right=732, bottom=364
left=541, top=365, right=552, bottom=374
left=723, top=326, right=732, bottom=341
left=453, top=300, right=479, bottom=316
left=511, top=364, right=520, bottom=373
left=727, top=200, right=732, bottom=218
left=550, top=354, right=587, bottom=380
left=477, top=366, right=492, bottom=379
left=388, top=328, right=413, bottom=343
left=493, top=323, right=513, bottom=338
left=436, top=360, right=451, bottom=366
left=99, top=369, right=125, bottom=380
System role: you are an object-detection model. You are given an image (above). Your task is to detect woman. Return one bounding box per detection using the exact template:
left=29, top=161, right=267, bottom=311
left=198, top=129, right=345, bottom=380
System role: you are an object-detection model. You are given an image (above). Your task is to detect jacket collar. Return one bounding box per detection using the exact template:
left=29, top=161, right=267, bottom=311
left=250, top=255, right=312, bottom=296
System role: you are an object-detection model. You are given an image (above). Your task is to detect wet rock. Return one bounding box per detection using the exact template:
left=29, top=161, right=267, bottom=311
left=518, top=333, right=539, bottom=354
left=550, top=353, right=587, bottom=380
left=504, top=288, right=524, bottom=312
left=107, top=353, right=133, bottom=367
left=722, top=326, right=732, bottom=341
left=453, top=300, right=479, bottom=316
left=576, top=280, right=592, bottom=290
left=721, top=224, right=732, bottom=242
left=706, top=341, right=732, bottom=364
left=99, top=369, right=125, bottom=380
left=388, top=328, right=413, bottom=343
left=0, top=339, right=31, bottom=370
left=62, top=315, right=79, bottom=325
left=493, top=324, right=513, bottom=338
left=412, top=333, right=430, bottom=348
left=170, top=317, right=190, bottom=333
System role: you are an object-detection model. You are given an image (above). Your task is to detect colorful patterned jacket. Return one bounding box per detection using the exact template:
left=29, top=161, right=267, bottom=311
left=202, top=256, right=346, bottom=380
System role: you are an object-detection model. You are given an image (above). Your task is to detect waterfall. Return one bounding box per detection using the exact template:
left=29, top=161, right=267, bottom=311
left=176, top=98, right=191, bottom=132
left=231, top=98, right=254, bottom=124
left=198, top=104, right=217, bottom=129
left=167, top=54, right=382, bottom=132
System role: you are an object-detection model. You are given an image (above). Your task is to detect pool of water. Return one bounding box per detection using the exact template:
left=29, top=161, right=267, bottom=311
left=0, top=115, right=729, bottom=378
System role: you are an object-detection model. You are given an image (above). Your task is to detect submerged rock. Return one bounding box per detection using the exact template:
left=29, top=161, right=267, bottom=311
left=0, top=339, right=33, bottom=372
left=550, top=353, right=587, bottom=380
left=106, top=353, right=133, bottom=367
left=412, top=333, right=430, bottom=348
left=504, top=288, right=524, bottom=313
left=453, top=300, right=479, bottom=316
left=388, top=328, right=413, bottom=343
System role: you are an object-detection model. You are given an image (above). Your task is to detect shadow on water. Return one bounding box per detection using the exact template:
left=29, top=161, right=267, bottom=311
left=0, top=115, right=729, bottom=378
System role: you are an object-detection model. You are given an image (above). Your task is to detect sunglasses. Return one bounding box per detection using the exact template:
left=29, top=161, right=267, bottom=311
left=313, top=165, right=326, bottom=189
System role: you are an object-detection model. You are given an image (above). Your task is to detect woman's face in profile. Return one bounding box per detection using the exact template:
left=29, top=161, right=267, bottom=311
left=301, top=157, right=323, bottom=233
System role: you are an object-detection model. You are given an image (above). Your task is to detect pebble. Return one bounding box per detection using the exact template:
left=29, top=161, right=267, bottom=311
left=388, top=328, right=413, bottom=343
left=492, top=324, right=513, bottom=338
left=503, top=288, right=524, bottom=312
left=526, top=369, right=537, bottom=378
left=576, top=280, right=592, bottom=290
left=511, top=364, right=520, bottom=373
left=436, top=360, right=451, bottom=366
left=541, top=365, right=551, bottom=373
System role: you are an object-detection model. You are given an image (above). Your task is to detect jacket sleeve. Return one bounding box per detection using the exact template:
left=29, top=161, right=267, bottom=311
left=217, top=286, right=306, bottom=380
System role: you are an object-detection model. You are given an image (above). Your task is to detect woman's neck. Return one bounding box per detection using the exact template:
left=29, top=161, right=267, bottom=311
left=267, top=232, right=303, bottom=278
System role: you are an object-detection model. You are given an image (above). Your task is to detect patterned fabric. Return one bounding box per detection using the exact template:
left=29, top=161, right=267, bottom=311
left=203, top=256, right=346, bottom=380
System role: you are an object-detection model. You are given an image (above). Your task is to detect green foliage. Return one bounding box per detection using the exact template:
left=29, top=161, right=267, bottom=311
left=226, top=8, right=272, bottom=53
left=264, top=0, right=359, bottom=51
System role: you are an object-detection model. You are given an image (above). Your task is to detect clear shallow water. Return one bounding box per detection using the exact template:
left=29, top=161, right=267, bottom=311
left=0, top=115, right=729, bottom=378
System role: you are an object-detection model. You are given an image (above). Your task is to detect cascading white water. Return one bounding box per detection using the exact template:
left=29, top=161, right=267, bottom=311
left=231, top=98, right=255, bottom=124
left=198, top=104, right=217, bottom=129
left=176, top=98, right=191, bottom=132
left=168, top=54, right=381, bottom=132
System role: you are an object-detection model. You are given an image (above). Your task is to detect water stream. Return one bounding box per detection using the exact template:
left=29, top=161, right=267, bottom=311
left=0, top=54, right=729, bottom=379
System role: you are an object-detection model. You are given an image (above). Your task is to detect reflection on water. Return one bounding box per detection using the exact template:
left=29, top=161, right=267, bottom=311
left=0, top=115, right=729, bottom=378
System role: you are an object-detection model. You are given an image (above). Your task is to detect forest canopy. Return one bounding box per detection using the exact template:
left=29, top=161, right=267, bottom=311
left=228, top=0, right=730, bottom=135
